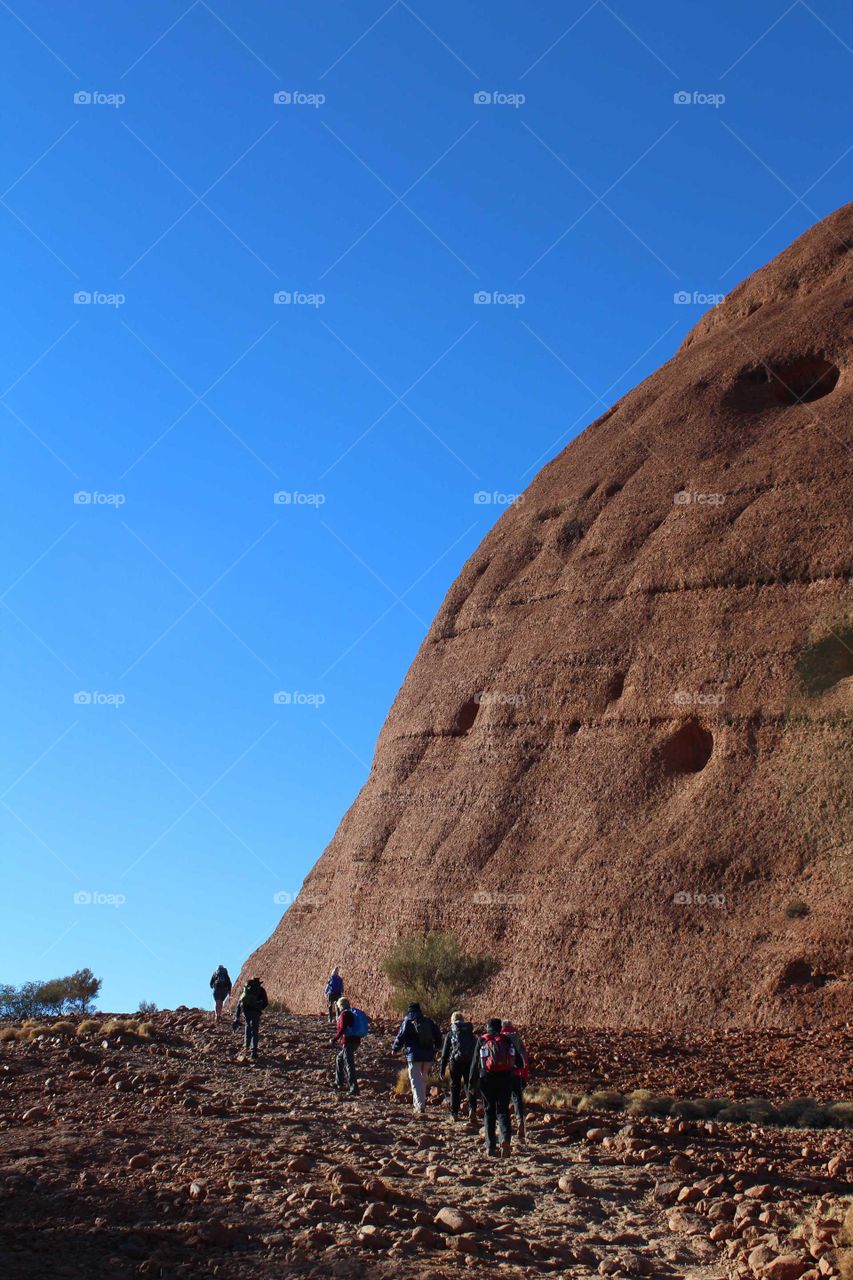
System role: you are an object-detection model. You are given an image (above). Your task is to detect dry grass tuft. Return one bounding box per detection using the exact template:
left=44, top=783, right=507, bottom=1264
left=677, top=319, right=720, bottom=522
left=76, top=1019, right=100, bottom=1038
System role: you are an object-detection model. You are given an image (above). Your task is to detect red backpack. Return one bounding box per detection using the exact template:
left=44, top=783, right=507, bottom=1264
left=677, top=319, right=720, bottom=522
left=480, top=1032, right=516, bottom=1073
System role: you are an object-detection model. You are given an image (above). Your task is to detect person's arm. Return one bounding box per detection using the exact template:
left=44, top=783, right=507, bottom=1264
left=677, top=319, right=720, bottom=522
left=468, top=1038, right=481, bottom=1090
left=390, top=1019, right=408, bottom=1054
left=433, top=1021, right=443, bottom=1052
left=332, top=1011, right=345, bottom=1043
left=440, top=1032, right=451, bottom=1075
left=259, top=988, right=269, bottom=1010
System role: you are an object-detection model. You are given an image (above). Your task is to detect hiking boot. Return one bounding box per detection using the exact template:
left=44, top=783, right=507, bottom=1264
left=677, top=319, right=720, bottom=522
left=348, top=1086, right=359, bottom=1097
left=487, top=1144, right=498, bottom=1158
left=500, top=1140, right=512, bottom=1159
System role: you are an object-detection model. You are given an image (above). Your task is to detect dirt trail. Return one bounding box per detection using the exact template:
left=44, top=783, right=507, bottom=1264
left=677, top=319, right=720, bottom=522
left=1, top=1011, right=850, bottom=1279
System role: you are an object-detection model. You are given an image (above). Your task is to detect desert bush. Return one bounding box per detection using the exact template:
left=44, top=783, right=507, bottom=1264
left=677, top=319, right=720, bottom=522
left=786, top=900, right=810, bottom=919
left=670, top=1098, right=721, bottom=1120
left=49, top=1021, right=76, bottom=1037
left=102, top=1018, right=141, bottom=1038
left=137, top=1000, right=157, bottom=1016
left=382, top=931, right=500, bottom=1023
left=0, top=1027, right=21, bottom=1042
left=76, top=1020, right=100, bottom=1038
left=1, top=969, right=102, bottom=1019
left=625, top=1089, right=674, bottom=1116
left=524, top=1085, right=579, bottom=1111
left=838, top=1202, right=853, bottom=1280
left=826, top=1102, right=853, bottom=1127
left=578, top=1090, right=626, bottom=1112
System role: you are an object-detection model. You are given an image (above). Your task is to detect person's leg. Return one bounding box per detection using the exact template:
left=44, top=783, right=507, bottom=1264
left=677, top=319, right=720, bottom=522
left=496, top=1079, right=513, bottom=1153
left=250, top=1012, right=260, bottom=1056
left=514, top=1080, right=526, bottom=1138
left=328, top=998, right=336, bottom=1023
left=214, top=995, right=222, bottom=1022
left=408, top=1060, right=427, bottom=1111
left=481, top=1083, right=498, bottom=1152
left=346, top=1043, right=358, bottom=1094
left=449, top=1061, right=462, bottom=1117
left=335, top=1047, right=346, bottom=1088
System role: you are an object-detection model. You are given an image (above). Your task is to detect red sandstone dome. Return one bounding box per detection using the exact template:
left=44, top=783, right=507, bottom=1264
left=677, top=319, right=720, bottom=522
left=243, top=205, right=853, bottom=1028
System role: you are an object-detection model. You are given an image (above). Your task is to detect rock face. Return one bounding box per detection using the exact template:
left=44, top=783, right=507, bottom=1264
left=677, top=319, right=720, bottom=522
left=245, top=205, right=853, bottom=1027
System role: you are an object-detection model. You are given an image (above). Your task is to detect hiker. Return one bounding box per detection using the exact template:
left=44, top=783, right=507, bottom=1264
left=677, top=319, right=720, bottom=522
left=209, top=964, right=232, bottom=1022
left=233, top=976, right=268, bottom=1059
left=324, top=966, right=344, bottom=1023
left=330, top=996, right=366, bottom=1096
left=390, top=1001, right=442, bottom=1114
left=469, top=1017, right=524, bottom=1157
left=502, top=1018, right=529, bottom=1142
left=439, top=1011, right=478, bottom=1125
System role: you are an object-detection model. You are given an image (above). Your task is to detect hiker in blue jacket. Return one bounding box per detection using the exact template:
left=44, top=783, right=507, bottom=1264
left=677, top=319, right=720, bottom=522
left=325, top=966, right=343, bottom=1023
left=391, top=1001, right=442, bottom=1114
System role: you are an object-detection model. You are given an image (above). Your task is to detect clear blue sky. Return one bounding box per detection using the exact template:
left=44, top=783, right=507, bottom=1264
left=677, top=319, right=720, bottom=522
left=2, top=1, right=850, bottom=1012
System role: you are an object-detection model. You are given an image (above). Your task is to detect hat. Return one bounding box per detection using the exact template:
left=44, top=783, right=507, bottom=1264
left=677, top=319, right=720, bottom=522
left=407, top=1002, right=422, bottom=1016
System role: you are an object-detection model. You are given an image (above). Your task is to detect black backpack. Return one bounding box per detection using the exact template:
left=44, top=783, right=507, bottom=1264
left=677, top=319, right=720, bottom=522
left=241, top=981, right=266, bottom=1012
left=413, top=1016, right=436, bottom=1052
left=450, top=1020, right=475, bottom=1061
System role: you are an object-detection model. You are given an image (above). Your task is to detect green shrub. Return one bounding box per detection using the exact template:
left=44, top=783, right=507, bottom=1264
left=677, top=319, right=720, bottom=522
left=381, top=931, right=500, bottom=1023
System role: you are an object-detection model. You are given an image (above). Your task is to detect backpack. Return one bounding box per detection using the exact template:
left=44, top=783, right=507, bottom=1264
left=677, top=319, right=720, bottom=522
left=213, top=967, right=230, bottom=989
left=348, top=1008, right=369, bottom=1038
left=451, top=1021, right=475, bottom=1061
left=480, top=1032, right=515, bottom=1073
left=241, top=981, right=265, bottom=1012
left=326, top=973, right=343, bottom=999
left=413, top=1016, right=436, bottom=1052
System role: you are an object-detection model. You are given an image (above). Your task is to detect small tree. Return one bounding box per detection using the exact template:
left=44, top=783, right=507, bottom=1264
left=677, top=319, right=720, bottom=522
left=65, top=968, right=102, bottom=1013
left=137, top=1000, right=157, bottom=1016
left=382, top=931, right=500, bottom=1024
left=35, top=979, right=68, bottom=1015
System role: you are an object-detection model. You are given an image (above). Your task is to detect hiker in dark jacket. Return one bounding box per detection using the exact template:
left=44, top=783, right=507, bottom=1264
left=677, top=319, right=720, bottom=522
left=391, top=1002, right=442, bottom=1114
left=440, top=1011, right=478, bottom=1125
left=233, top=977, right=268, bottom=1059
left=209, top=965, right=232, bottom=1022
left=331, top=996, right=359, bottom=1096
left=469, top=1017, right=524, bottom=1157
left=324, top=966, right=343, bottom=1023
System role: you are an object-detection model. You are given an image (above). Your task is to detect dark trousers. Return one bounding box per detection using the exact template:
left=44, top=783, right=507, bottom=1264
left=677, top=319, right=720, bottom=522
left=328, top=997, right=337, bottom=1023
left=479, top=1076, right=513, bottom=1149
left=243, top=1009, right=261, bottom=1055
left=449, top=1057, right=474, bottom=1116
left=335, top=1039, right=358, bottom=1091
left=511, top=1077, right=525, bottom=1122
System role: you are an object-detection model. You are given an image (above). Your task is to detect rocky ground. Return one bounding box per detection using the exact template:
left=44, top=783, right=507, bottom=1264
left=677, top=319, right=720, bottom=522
left=1, top=1011, right=850, bottom=1279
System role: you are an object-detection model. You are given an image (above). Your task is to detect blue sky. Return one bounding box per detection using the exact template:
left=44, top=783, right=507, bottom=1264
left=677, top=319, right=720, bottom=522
left=2, top=1, right=851, bottom=1012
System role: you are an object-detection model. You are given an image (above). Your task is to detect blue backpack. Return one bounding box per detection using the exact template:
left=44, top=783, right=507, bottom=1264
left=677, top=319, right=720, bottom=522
left=348, top=1008, right=370, bottom=1038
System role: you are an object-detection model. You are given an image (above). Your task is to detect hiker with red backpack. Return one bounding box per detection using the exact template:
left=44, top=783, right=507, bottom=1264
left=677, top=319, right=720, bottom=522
left=502, top=1019, right=529, bottom=1142
left=390, top=1002, right=442, bottom=1114
left=331, top=996, right=369, bottom=1096
left=440, top=1011, right=478, bottom=1126
left=468, top=1017, right=525, bottom=1157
